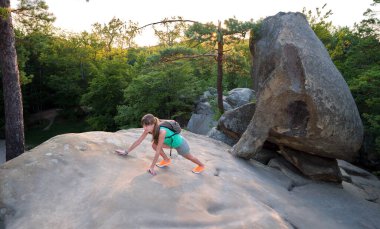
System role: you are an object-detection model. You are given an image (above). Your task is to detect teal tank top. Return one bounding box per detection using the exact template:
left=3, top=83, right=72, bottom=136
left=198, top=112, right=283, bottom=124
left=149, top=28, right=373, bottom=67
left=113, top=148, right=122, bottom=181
left=160, top=127, right=183, bottom=148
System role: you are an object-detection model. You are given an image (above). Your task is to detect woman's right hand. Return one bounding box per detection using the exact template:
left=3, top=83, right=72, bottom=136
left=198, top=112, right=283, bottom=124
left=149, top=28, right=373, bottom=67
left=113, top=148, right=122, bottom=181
left=147, top=168, right=157, bottom=176
left=115, top=149, right=128, bottom=156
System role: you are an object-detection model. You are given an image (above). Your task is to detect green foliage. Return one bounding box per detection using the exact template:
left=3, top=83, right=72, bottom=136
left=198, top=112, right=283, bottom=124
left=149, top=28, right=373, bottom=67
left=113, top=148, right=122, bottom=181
left=16, top=31, right=58, bottom=113
left=373, top=170, right=380, bottom=178
left=46, top=73, right=85, bottom=108
left=185, top=22, right=216, bottom=44
left=0, top=7, right=10, bottom=20
left=153, top=16, right=188, bottom=47
left=145, top=45, right=216, bottom=88
left=81, top=58, right=132, bottom=131
left=91, top=17, right=139, bottom=51
left=185, top=18, right=257, bottom=46
left=14, top=30, right=34, bottom=85
left=340, top=35, right=380, bottom=80
left=303, top=4, right=334, bottom=46
left=11, top=0, right=56, bottom=113
left=147, top=46, right=196, bottom=63
left=208, top=95, right=223, bottom=121
left=350, top=66, right=380, bottom=153
left=224, top=41, right=252, bottom=89
left=357, top=0, right=380, bottom=38
left=115, top=61, right=203, bottom=127
left=36, top=35, right=90, bottom=111
left=223, top=17, right=256, bottom=38
left=184, top=18, right=258, bottom=114
left=249, top=20, right=263, bottom=43
left=13, top=0, right=56, bottom=34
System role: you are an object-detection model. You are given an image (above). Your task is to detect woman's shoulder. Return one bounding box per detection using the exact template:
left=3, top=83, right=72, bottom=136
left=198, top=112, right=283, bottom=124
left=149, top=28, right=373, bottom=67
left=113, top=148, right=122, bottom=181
left=160, top=126, right=175, bottom=134
left=159, top=119, right=175, bottom=122
left=159, top=127, right=168, bottom=132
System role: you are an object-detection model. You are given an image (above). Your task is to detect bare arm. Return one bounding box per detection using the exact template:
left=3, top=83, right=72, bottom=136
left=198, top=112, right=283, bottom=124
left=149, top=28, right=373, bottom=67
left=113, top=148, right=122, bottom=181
left=127, top=130, right=149, bottom=154
left=149, top=129, right=166, bottom=174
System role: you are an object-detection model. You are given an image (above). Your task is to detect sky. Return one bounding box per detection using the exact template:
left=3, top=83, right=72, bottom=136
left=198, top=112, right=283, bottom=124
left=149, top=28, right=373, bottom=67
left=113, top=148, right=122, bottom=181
left=11, top=0, right=375, bottom=46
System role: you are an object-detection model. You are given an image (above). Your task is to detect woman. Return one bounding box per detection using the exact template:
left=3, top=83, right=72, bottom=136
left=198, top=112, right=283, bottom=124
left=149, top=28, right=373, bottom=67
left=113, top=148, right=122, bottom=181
left=115, top=114, right=205, bottom=176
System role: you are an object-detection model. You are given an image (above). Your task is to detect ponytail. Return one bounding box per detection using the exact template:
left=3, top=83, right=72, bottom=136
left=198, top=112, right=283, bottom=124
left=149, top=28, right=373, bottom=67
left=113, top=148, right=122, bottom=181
left=152, top=117, right=160, bottom=144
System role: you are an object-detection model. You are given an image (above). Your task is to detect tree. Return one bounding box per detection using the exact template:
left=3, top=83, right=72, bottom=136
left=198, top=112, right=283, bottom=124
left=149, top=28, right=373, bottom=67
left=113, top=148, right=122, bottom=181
left=349, top=0, right=380, bottom=159
left=0, top=0, right=55, bottom=160
left=0, top=0, right=25, bottom=160
left=357, top=0, right=380, bottom=38
left=224, top=40, right=252, bottom=89
left=81, top=57, right=132, bottom=130
left=159, top=18, right=256, bottom=114
left=115, top=60, right=202, bottom=128
left=136, top=17, right=256, bottom=114
left=186, top=18, right=256, bottom=113
left=92, top=17, right=139, bottom=52
left=350, top=66, right=380, bottom=154
left=12, top=0, right=55, bottom=35
left=152, top=16, right=187, bottom=47
left=302, top=4, right=334, bottom=46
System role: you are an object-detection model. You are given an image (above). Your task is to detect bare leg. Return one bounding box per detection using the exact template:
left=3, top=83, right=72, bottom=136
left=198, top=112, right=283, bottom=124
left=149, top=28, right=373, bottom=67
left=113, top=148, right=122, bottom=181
left=152, top=143, right=170, bottom=161
left=182, top=153, right=204, bottom=167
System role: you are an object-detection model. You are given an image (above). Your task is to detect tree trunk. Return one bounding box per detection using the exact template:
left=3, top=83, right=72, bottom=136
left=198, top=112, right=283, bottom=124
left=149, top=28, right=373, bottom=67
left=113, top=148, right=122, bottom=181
left=0, top=0, right=25, bottom=160
left=249, top=30, right=255, bottom=89
left=217, top=21, right=224, bottom=114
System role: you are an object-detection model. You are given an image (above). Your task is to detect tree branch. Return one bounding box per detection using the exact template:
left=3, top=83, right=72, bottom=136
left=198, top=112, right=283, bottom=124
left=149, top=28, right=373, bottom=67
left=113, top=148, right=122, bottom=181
left=161, top=53, right=217, bottom=62
left=10, top=6, right=33, bottom=13
left=139, top=19, right=199, bottom=30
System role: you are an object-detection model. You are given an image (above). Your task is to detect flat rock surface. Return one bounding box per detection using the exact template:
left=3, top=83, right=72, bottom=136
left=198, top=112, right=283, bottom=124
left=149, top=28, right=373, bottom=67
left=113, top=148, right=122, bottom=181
left=0, top=129, right=379, bottom=229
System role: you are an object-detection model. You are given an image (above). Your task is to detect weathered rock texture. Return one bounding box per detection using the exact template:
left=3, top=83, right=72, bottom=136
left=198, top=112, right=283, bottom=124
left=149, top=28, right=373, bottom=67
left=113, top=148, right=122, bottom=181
left=218, top=102, right=256, bottom=142
left=187, top=88, right=255, bottom=135
left=232, top=12, right=363, bottom=164
left=208, top=102, right=256, bottom=146
left=1, top=129, right=379, bottom=229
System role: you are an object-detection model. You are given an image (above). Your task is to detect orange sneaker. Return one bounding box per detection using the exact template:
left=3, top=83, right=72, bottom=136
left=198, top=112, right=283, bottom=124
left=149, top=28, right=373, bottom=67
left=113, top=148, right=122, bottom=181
left=192, top=165, right=205, bottom=174
left=156, top=159, right=171, bottom=168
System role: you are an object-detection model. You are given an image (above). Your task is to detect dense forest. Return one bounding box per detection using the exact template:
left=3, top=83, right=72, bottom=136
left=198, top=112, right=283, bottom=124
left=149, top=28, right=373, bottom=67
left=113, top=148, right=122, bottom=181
left=0, top=1, right=379, bottom=169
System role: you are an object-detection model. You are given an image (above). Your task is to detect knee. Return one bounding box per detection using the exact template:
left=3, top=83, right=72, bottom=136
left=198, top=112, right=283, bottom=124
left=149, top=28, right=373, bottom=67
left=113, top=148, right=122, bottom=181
left=151, top=143, right=157, bottom=150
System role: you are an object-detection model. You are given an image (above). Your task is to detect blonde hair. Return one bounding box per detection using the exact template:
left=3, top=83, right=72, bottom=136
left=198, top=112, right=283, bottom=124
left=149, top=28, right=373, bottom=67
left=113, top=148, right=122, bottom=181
left=141, top=114, right=160, bottom=144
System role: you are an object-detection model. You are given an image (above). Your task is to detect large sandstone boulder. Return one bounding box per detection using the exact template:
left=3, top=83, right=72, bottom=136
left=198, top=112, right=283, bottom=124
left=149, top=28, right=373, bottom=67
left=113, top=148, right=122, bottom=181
left=1, top=130, right=380, bottom=228
left=232, top=12, right=363, bottom=164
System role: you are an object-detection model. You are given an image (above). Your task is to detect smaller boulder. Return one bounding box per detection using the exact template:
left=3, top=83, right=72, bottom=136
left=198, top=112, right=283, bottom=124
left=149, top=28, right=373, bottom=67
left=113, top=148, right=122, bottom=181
left=279, top=146, right=343, bottom=183
left=218, top=102, right=256, bottom=141
left=207, top=127, right=236, bottom=146
left=225, top=88, right=256, bottom=109
left=187, top=113, right=217, bottom=135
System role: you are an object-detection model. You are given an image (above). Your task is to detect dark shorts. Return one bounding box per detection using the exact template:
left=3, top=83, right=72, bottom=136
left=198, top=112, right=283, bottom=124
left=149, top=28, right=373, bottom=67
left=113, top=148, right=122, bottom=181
left=175, top=138, right=190, bottom=156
